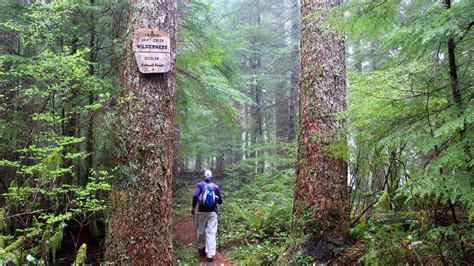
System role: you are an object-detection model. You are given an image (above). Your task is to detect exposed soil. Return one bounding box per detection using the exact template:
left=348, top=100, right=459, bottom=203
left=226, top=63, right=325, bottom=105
left=172, top=213, right=232, bottom=265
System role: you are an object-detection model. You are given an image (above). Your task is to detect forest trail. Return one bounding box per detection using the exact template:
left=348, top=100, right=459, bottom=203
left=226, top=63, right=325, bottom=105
left=172, top=213, right=232, bottom=265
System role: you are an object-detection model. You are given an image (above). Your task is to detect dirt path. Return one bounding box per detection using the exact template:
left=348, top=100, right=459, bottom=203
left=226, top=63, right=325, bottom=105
left=172, top=215, right=232, bottom=265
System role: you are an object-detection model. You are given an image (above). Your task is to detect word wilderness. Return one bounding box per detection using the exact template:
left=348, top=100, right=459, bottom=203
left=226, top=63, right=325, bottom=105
left=132, top=28, right=171, bottom=73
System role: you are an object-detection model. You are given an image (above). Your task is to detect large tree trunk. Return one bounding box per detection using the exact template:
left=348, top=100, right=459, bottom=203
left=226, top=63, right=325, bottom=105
left=293, top=0, right=348, bottom=261
left=104, top=0, right=176, bottom=264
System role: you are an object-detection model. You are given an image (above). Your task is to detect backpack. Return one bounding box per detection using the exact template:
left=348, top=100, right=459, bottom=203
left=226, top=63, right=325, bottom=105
left=201, top=184, right=216, bottom=207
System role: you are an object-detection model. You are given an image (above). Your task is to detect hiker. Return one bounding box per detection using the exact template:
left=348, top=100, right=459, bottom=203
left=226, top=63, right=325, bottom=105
left=191, top=169, right=223, bottom=262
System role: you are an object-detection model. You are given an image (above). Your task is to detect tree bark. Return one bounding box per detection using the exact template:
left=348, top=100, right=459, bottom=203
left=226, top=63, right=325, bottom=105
left=293, top=0, right=349, bottom=261
left=104, top=0, right=176, bottom=264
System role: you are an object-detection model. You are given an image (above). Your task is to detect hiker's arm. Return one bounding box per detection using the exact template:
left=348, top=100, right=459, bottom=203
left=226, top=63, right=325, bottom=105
left=216, top=187, right=223, bottom=204
left=192, top=185, right=200, bottom=209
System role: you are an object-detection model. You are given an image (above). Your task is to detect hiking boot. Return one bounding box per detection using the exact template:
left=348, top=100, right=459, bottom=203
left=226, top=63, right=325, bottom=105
left=198, top=248, right=206, bottom=257
left=206, top=257, right=214, bottom=262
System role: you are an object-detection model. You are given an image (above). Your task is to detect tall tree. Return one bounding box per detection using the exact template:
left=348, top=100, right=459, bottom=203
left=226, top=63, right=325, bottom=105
left=288, top=0, right=299, bottom=141
left=249, top=0, right=265, bottom=174
left=104, top=0, right=176, bottom=263
left=293, top=0, right=349, bottom=261
left=85, top=0, right=96, bottom=186
left=274, top=0, right=292, bottom=143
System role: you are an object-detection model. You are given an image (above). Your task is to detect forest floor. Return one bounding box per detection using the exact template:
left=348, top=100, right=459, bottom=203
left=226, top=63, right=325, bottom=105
left=173, top=215, right=232, bottom=265
left=172, top=174, right=232, bottom=265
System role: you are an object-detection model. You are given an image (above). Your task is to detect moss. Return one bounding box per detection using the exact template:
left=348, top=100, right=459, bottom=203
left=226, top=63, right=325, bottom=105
left=311, top=133, right=321, bottom=143
left=161, top=160, right=168, bottom=173
left=310, top=220, right=323, bottom=237
left=115, top=164, right=139, bottom=188
left=73, top=244, right=87, bottom=266
left=327, top=208, right=340, bottom=230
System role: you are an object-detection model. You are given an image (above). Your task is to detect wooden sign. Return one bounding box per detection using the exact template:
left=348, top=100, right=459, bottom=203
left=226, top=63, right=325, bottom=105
left=132, top=28, right=171, bottom=73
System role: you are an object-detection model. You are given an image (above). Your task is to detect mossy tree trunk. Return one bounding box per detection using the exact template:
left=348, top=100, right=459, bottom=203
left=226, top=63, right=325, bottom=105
left=293, top=0, right=349, bottom=262
left=104, top=0, right=176, bottom=264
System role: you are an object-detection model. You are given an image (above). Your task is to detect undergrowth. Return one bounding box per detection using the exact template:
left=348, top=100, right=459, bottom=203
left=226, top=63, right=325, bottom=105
left=219, top=169, right=293, bottom=264
left=173, top=239, right=198, bottom=266
left=216, top=142, right=315, bottom=264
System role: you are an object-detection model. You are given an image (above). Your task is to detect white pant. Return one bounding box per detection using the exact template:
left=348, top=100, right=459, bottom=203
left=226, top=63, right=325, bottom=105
left=194, top=212, right=218, bottom=258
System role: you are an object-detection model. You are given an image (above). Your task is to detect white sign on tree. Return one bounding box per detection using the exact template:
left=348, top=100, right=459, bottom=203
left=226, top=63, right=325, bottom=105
left=132, top=28, right=171, bottom=73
